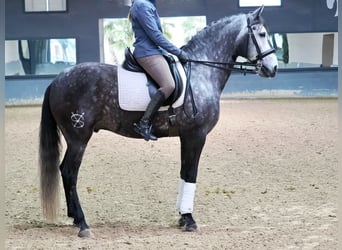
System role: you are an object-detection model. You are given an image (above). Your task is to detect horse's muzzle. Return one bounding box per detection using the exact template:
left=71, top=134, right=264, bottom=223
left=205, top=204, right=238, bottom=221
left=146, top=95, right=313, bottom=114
left=259, top=64, right=277, bottom=78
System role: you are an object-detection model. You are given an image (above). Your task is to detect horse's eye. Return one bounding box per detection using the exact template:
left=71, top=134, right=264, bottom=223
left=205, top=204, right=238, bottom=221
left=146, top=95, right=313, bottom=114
left=259, top=32, right=266, bottom=38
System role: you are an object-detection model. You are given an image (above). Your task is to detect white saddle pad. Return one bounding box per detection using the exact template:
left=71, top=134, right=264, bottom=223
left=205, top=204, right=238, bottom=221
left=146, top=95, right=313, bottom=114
left=118, top=61, right=187, bottom=111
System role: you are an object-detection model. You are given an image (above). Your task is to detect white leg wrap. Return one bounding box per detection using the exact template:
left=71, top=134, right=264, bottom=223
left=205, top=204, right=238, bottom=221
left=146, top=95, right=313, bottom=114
left=179, top=182, right=196, bottom=214
left=176, top=179, right=185, bottom=210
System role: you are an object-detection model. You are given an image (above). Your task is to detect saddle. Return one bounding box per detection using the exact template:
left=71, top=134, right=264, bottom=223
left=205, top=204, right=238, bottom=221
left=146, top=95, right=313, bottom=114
left=122, top=48, right=183, bottom=106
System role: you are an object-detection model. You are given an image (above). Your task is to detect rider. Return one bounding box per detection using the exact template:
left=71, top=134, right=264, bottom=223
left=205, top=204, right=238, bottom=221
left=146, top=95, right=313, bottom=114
left=128, top=0, right=189, bottom=141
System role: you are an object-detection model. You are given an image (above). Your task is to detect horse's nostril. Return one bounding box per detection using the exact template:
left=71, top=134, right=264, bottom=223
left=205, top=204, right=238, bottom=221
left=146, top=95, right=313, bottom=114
left=274, top=65, right=278, bottom=72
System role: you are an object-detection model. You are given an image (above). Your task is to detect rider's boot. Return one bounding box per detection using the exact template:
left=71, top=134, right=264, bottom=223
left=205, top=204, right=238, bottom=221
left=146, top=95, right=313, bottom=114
left=133, top=90, right=166, bottom=141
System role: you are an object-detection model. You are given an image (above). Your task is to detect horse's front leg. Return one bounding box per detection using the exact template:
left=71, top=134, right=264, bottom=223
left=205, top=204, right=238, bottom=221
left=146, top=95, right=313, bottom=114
left=178, top=130, right=206, bottom=231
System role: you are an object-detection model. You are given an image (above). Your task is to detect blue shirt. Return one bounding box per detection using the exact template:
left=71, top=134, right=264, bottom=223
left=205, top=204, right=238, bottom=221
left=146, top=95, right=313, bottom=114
left=130, top=0, right=181, bottom=58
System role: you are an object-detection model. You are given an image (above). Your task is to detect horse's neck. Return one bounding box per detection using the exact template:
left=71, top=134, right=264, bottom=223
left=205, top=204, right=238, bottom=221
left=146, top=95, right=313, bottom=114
left=185, top=15, right=246, bottom=93
left=187, top=15, right=245, bottom=62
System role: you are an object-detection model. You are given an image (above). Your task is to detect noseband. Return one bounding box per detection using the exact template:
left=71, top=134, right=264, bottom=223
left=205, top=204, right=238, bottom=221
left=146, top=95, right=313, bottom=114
left=246, top=15, right=276, bottom=64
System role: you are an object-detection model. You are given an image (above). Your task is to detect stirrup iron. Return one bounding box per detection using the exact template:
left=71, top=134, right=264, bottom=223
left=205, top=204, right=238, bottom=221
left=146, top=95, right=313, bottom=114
left=133, top=122, right=157, bottom=141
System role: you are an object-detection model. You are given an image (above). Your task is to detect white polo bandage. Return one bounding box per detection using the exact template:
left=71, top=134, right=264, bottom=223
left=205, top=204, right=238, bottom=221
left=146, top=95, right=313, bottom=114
left=176, top=179, right=185, bottom=210
left=176, top=179, right=196, bottom=214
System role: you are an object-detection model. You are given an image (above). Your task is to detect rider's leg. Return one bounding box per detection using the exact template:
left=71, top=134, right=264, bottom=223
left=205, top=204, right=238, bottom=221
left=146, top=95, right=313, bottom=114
left=134, top=55, right=175, bottom=141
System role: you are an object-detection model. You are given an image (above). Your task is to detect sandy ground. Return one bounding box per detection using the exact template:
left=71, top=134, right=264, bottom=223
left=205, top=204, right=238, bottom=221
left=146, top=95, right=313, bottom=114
left=5, top=99, right=338, bottom=250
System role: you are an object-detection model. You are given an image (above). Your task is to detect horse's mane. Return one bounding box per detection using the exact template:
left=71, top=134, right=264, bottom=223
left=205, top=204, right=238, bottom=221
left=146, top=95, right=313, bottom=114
left=183, top=13, right=246, bottom=50
left=183, top=12, right=266, bottom=51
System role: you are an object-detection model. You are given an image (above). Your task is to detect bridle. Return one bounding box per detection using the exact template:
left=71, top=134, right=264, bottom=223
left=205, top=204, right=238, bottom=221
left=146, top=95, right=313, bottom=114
left=246, top=15, right=276, bottom=64
left=186, top=14, right=276, bottom=75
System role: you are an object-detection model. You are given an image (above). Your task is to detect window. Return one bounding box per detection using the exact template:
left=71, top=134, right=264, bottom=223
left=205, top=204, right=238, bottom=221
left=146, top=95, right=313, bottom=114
left=239, top=0, right=281, bottom=7
left=25, top=0, right=67, bottom=12
left=5, top=38, right=76, bottom=76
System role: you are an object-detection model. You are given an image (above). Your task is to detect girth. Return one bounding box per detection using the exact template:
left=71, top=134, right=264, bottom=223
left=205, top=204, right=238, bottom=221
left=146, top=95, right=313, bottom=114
left=122, top=48, right=183, bottom=106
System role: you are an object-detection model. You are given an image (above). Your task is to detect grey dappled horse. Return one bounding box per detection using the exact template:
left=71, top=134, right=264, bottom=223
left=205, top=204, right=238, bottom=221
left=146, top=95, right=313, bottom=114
left=39, top=6, right=277, bottom=237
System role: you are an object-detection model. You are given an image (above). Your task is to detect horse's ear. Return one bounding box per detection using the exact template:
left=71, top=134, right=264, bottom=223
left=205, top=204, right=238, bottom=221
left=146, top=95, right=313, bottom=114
left=251, top=5, right=264, bottom=20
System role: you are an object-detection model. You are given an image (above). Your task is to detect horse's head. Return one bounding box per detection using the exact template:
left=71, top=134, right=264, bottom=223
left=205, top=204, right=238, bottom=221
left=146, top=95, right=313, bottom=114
left=237, top=6, right=278, bottom=77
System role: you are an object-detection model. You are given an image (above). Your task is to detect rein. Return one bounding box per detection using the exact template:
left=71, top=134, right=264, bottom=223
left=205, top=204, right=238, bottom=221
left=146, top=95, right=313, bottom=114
left=182, top=14, right=276, bottom=119
left=183, top=58, right=260, bottom=121
left=182, top=55, right=262, bottom=119
left=182, top=59, right=260, bottom=120
left=185, top=15, right=276, bottom=75
left=182, top=59, right=259, bottom=120
left=186, top=59, right=260, bottom=75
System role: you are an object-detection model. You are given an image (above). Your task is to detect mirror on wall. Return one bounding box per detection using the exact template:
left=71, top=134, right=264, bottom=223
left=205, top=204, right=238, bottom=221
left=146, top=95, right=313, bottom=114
left=5, top=38, right=76, bottom=76
left=270, top=32, right=338, bottom=69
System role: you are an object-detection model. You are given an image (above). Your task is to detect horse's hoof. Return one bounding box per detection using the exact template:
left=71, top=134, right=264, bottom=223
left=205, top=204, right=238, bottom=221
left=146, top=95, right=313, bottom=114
left=78, top=229, right=93, bottom=238
left=179, top=213, right=198, bottom=232
left=184, top=223, right=198, bottom=232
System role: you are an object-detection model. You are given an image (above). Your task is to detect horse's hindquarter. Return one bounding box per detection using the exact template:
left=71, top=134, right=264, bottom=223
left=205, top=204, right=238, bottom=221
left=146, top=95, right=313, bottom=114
left=49, top=63, right=122, bottom=135
left=49, top=63, right=160, bottom=138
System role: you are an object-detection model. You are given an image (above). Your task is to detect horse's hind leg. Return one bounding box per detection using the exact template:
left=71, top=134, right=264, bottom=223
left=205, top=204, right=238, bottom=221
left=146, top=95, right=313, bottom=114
left=59, top=141, right=90, bottom=237
left=178, top=131, right=206, bottom=232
